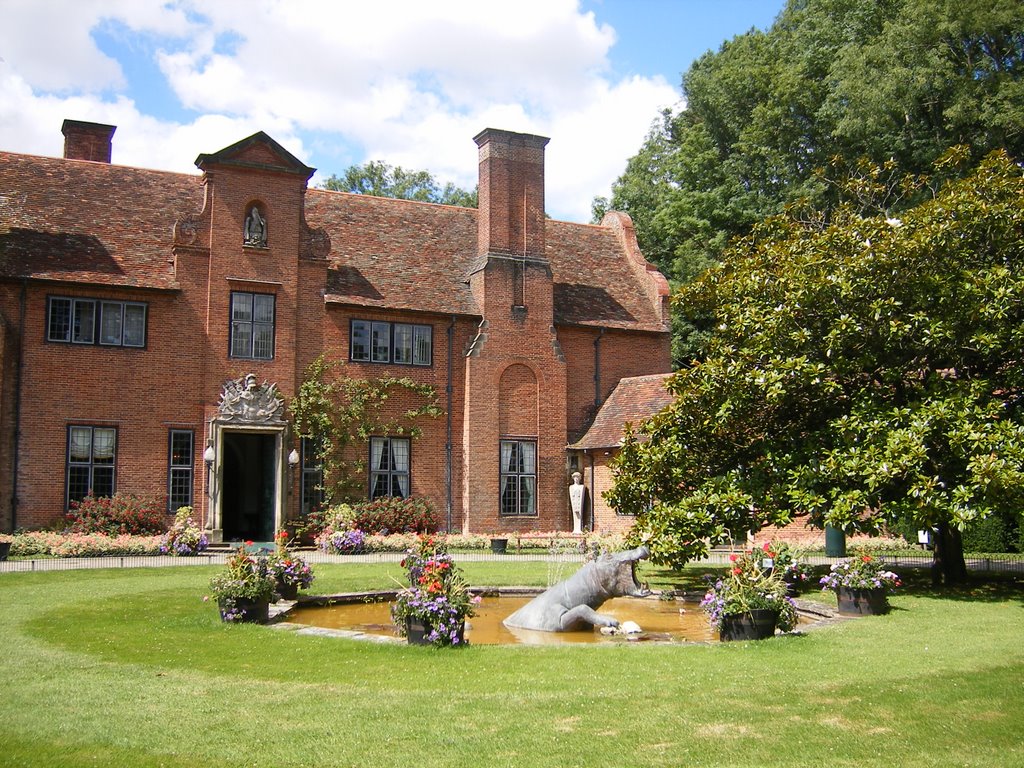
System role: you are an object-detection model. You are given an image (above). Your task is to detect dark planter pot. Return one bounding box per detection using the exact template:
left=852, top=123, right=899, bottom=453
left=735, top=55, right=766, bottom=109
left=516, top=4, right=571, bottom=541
left=218, top=597, right=270, bottom=624
left=0, top=541, right=10, bottom=561
left=719, top=609, right=779, bottom=641
left=783, top=573, right=801, bottom=597
left=276, top=580, right=299, bottom=601
left=490, top=538, right=509, bottom=554
left=406, top=617, right=466, bottom=646
left=836, top=586, right=889, bottom=616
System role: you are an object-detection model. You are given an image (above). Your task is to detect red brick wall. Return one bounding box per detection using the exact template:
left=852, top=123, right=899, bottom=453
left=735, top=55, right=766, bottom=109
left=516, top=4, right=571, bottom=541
left=559, top=326, right=671, bottom=442
left=0, top=293, right=14, bottom=531
left=4, top=130, right=672, bottom=536
left=13, top=286, right=204, bottom=528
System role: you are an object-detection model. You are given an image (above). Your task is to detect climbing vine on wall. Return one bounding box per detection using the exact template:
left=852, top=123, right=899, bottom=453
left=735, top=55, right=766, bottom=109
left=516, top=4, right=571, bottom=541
left=290, top=354, right=443, bottom=504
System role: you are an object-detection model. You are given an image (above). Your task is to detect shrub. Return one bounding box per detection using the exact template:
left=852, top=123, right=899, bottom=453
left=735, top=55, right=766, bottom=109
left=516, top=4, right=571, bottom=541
left=349, top=497, right=439, bottom=535
left=65, top=493, right=166, bottom=536
left=160, top=507, right=209, bottom=556
left=962, top=514, right=1013, bottom=554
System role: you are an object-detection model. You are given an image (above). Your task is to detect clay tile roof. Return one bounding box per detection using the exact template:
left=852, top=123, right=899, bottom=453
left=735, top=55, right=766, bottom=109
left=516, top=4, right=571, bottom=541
left=310, top=190, right=668, bottom=330
left=2, top=147, right=670, bottom=333
left=0, top=152, right=199, bottom=291
left=548, top=220, right=665, bottom=331
left=570, top=372, right=675, bottom=450
left=309, top=189, right=480, bottom=317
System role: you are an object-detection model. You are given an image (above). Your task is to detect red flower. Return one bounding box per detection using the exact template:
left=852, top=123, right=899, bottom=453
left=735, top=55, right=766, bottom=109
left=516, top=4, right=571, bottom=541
left=762, top=543, right=771, bottom=552
left=862, top=555, right=873, bottom=563
left=245, top=540, right=254, bottom=547
left=732, top=568, right=742, bottom=575
left=729, top=554, right=738, bottom=562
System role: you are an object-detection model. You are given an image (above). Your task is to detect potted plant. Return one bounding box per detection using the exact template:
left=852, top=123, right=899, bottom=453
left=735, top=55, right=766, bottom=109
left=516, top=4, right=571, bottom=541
left=391, top=534, right=479, bottom=647
left=160, top=507, right=209, bottom=556
left=317, top=527, right=367, bottom=555
left=268, top=530, right=314, bottom=600
left=208, top=543, right=277, bottom=623
left=820, top=552, right=901, bottom=616
left=760, top=540, right=810, bottom=595
left=701, top=551, right=799, bottom=641
left=0, top=533, right=12, bottom=561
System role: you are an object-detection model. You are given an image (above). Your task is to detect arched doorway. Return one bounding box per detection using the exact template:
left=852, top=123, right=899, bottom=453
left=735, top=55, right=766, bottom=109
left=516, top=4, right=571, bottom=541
left=221, top=431, right=277, bottom=542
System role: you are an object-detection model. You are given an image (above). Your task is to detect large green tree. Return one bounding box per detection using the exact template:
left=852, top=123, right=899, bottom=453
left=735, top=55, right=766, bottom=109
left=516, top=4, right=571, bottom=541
left=320, top=160, right=477, bottom=207
left=600, top=0, right=1024, bottom=362
left=607, top=152, right=1024, bottom=585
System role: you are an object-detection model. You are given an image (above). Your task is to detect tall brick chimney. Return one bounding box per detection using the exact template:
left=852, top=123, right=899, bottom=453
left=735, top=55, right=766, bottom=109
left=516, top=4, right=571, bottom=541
left=473, top=129, right=549, bottom=260
left=61, top=119, right=116, bottom=163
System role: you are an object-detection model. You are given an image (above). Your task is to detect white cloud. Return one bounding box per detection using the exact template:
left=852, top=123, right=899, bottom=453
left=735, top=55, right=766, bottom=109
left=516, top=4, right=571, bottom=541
left=0, top=0, right=679, bottom=221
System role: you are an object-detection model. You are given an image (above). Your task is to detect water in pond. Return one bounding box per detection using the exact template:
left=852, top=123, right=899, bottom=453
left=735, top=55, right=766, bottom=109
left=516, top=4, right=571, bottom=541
left=289, top=595, right=719, bottom=644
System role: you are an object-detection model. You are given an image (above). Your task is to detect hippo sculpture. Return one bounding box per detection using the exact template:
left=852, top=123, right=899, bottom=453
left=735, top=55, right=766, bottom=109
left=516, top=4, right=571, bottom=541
left=503, top=545, right=651, bottom=632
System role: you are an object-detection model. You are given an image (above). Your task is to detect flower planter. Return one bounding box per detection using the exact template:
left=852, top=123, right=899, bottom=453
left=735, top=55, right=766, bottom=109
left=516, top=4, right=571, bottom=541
left=0, top=541, right=10, bottom=561
left=835, top=586, right=888, bottom=616
left=719, top=609, right=778, bottom=641
left=490, top=538, right=509, bottom=554
left=406, top=617, right=466, bottom=646
left=783, top=573, right=801, bottom=597
left=218, top=597, right=270, bottom=624
left=276, top=580, right=299, bottom=601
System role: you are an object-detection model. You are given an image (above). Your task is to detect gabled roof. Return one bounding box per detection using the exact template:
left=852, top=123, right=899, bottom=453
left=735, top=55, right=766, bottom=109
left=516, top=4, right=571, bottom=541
left=570, top=373, right=674, bottom=450
left=1, top=143, right=670, bottom=333
left=311, top=190, right=668, bottom=330
left=195, top=131, right=315, bottom=180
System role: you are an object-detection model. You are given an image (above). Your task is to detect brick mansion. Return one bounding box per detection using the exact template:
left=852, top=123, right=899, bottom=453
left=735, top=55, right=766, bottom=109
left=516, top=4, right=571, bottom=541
left=0, top=120, right=671, bottom=541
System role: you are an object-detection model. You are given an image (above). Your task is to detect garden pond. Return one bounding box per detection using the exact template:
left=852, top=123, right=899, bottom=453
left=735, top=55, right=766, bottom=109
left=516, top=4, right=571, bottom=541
left=285, top=593, right=816, bottom=644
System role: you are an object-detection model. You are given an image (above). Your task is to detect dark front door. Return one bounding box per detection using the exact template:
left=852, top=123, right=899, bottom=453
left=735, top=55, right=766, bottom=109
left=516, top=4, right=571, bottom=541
left=222, top=432, right=276, bottom=542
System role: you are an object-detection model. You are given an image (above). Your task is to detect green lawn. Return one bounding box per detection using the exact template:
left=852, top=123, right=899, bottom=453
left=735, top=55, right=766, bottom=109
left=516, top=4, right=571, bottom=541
left=1, top=561, right=1022, bottom=767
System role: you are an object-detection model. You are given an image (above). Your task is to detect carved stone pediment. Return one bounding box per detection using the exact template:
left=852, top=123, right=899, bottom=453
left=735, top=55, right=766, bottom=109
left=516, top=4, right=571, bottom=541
left=217, top=373, right=285, bottom=424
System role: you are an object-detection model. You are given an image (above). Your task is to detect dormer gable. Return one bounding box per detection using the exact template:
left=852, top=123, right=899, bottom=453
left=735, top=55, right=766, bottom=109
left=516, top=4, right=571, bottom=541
left=195, top=131, right=315, bottom=181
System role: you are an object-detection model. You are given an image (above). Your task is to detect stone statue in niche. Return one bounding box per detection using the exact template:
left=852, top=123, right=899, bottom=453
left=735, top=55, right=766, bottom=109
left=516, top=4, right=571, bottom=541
left=218, top=373, right=284, bottom=423
left=569, top=471, right=586, bottom=534
left=244, top=206, right=267, bottom=247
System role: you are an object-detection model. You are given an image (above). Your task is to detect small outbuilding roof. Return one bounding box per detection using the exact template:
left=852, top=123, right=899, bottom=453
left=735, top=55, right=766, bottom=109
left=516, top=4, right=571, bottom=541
left=570, top=372, right=674, bottom=450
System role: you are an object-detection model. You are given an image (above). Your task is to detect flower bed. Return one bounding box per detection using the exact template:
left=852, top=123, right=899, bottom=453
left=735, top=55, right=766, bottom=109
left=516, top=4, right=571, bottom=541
left=9, top=531, right=163, bottom=558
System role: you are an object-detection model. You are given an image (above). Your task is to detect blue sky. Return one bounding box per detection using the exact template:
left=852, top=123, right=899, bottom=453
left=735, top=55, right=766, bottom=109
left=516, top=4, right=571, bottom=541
left=0, top=1, right=785, bottom=221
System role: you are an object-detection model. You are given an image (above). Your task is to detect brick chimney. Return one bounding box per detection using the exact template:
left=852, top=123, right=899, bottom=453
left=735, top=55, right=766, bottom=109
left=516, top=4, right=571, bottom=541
left=473, top=129, right=549, bottom=260
left=61, top=119, right=116, bottom=163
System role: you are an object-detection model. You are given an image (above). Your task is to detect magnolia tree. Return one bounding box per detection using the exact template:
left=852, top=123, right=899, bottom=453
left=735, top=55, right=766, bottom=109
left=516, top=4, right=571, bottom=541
left=608, top=152, right=1024, bottom=585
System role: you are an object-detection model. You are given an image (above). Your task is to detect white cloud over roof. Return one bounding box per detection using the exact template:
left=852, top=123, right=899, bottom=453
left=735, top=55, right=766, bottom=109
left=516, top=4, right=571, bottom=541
left=0, top=0, right=680, bottom=221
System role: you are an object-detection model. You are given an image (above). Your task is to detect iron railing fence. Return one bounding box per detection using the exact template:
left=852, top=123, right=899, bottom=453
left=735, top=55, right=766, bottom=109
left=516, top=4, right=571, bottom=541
left=1, top=549, right=1021, bottom=574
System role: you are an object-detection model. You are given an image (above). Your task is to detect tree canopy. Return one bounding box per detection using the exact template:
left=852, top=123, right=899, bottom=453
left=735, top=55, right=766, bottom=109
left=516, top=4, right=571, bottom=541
left=599, top=0, right=1024, bottom=362
left=607, top=151, right=1024, bottom=584
left=320, top=160, right=477, bottom=208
